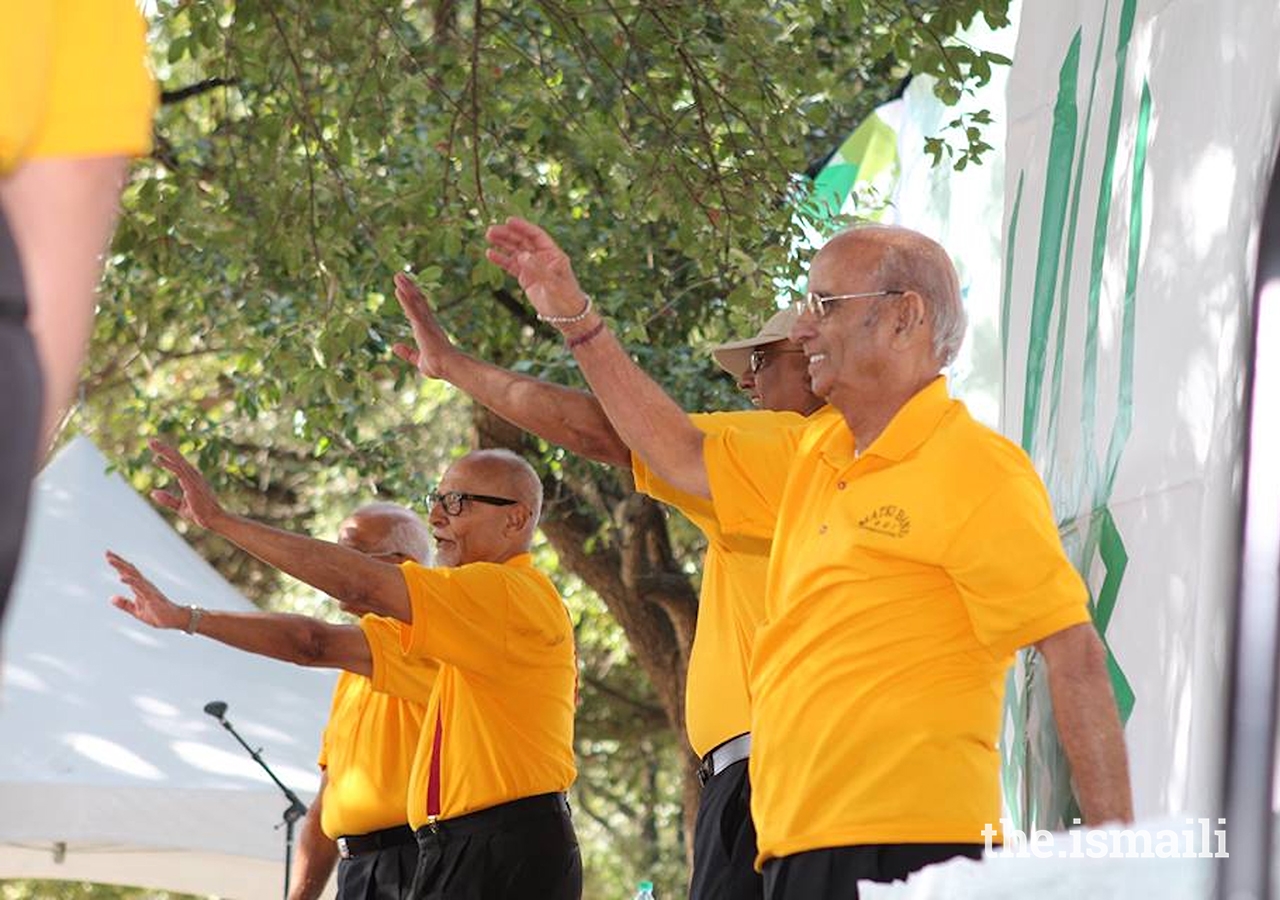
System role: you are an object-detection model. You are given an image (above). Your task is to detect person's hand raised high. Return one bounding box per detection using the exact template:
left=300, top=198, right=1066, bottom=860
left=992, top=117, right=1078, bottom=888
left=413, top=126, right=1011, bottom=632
left=391, top=272, right=459, bottom=380
left=148, top=439, right=228, bottom=531
left=485, top=218, right=590, bottom=326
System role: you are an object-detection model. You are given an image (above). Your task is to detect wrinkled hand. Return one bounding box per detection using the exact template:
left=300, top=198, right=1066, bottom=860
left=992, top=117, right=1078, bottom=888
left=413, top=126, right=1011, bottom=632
left=485, top=217, right=588, bottom=322
left=107, top=551, right=187, bottom=630
left=148, top=439, right=227, bottom=530
left=391, top=272, right=457, bottom=379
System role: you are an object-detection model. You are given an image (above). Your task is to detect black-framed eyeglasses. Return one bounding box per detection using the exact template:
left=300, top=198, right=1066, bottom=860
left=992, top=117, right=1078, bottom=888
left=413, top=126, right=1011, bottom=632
left=426, top=489, right=518, bottom=517
left=748, top=347, right=807, bottom=374
left=791, top=289, right=906, bottom=319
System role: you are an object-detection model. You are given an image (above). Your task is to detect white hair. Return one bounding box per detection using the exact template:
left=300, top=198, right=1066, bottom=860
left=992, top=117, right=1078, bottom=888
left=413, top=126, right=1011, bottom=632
left=831, top=224, right=968, bottom=367
left=351, top=502, right=433, bottom=564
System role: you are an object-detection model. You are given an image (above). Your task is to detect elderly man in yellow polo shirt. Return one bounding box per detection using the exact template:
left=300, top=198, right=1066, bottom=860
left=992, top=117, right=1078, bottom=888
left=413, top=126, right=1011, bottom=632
left=388, top=271, right=828, bottom=900
left=111, top=441, right=581, bottom=900
left=481, top=217, right=1133, bottom=898
left=108, top=501, right=436, bottom=900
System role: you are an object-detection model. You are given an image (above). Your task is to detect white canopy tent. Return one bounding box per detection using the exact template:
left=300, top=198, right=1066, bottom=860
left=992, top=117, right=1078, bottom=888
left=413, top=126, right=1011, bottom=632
left=0, top=437, right=339, bottom=899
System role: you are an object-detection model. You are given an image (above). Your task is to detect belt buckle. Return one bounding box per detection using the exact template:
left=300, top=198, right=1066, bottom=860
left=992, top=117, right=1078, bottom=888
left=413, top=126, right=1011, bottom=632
left=336, top=837, right=351, bottom=859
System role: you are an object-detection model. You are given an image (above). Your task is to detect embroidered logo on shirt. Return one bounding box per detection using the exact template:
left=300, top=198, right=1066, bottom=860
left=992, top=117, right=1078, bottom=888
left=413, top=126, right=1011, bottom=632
left=858, top=505, right=911, bottom=538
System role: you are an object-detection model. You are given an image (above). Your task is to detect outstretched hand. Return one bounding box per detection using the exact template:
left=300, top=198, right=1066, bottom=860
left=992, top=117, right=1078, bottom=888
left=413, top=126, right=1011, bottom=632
left=391, top=272, right=457, bottom=379
left=148, top=439, right=227, bottom=530
left=107, top=551, right=187, bottom=630
left=485, top=218, right=588, bottom=322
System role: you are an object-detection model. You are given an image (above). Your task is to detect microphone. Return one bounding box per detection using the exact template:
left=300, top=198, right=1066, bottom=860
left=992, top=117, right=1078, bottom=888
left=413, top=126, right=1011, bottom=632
left=203, top=700, right=228, bottom=721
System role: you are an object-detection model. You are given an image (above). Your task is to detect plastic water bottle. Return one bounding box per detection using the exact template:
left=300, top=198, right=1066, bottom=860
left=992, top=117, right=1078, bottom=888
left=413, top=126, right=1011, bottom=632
left=633, top=880, right=656, bottom=900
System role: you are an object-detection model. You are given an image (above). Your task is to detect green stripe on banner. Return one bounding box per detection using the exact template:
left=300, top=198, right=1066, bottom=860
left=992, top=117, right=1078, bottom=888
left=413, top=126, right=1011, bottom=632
left=1001, top=170, right=1026, bottom=380
left=1045, top=3, right=1110, bottom=463
left=1097, top=508, right=1136, bottom=721
left=1105, top=79, right=1151, bottom=494
left=1083, top=0, right=1140, bottom=501
left=1021, top=28, right=1082, bottom=455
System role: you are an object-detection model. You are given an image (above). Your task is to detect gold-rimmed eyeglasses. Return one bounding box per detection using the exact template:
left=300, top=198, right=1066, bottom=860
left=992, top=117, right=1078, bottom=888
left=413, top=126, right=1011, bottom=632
left=791, top=289, right=906, bottom=319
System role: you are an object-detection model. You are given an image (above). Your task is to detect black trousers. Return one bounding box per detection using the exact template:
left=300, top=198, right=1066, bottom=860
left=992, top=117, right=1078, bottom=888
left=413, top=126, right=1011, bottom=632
left=411, top=793, right=581, bottom=900
left=690, top=759, right=763, bottom=900
left=762, top=843, right=985, bottom=900
left=337, top=841, right=420, bottom=900
left=0, top=206, right=43, bottom=637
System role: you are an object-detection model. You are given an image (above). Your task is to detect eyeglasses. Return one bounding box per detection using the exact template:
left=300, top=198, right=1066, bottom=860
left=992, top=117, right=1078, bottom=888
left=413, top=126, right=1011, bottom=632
left=791, top=289, right=905, bottom=319
left=426, top=489, right=518, bottom=517
left=748, top=348, right=807, bottom=374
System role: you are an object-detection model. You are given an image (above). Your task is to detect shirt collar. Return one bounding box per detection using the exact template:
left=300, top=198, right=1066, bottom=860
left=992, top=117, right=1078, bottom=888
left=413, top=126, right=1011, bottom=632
left=819, top=375, right=953, bottom=467
left=861, top=375, right=954, bottom=462
left=503, top=552, right=536, bottom=569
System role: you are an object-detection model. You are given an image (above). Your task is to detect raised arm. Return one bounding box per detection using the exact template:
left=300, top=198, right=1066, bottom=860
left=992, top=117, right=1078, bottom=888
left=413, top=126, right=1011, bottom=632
left=288, top=771, right=339, bottom=900
left=107, top=552, right=372, bottom=675
left=146, top=439, right=410, bottom=621
left=1036, top=622, right=1134, bottom=825
left=484, top=218, right=709, bottom=498
left=391, top=272, right=631, bottom=468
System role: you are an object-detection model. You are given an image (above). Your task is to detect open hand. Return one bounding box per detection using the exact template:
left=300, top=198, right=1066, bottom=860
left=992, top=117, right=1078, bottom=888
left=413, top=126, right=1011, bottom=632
left=485, top=218, right=588, bottom=323
left=148, top=439, right=227, bottom=530
left=391, top=272, right=457, bottom=379
left=107, top=551, right=187, bottom=630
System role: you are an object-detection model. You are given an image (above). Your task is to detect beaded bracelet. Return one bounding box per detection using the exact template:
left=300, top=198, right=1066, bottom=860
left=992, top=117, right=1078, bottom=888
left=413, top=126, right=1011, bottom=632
left=566, top=320, right=607, bottom=349
left=537, top=294, right=593, bottom=326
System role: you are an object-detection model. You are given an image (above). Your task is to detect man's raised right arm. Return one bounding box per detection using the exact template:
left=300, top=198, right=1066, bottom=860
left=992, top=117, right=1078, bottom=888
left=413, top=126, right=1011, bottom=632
left=391, top=273, right=631, bottom=468
left=483, top=219, right=710, bottom=498
left=107, top=552, right=372, bottom=676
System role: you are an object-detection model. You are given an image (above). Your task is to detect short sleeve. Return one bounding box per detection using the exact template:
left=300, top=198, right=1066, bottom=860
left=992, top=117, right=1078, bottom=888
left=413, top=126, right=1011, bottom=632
left=942, top=474, right=1092, bottom=657
left=632, top=413, right=725, bottom=532
left=27, top=0, right=156, bottom=161
left=360, top=614, right=438, bottom=703
left=704, top=423, right=805, bottom=540
left=398, top=561, right=512, bottom=673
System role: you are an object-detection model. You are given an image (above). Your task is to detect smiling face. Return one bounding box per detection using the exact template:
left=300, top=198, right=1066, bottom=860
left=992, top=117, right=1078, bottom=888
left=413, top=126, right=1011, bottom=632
left=790, top=233, right=903, bottom=408
left=738, top=338, right=823, bottom=414
left=427, top=451, right=539, bottom=567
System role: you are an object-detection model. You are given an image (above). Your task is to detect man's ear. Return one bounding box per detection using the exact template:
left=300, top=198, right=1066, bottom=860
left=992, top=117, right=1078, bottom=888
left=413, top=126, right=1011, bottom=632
left=505, top=504, right=533, bottom=535
left=889, top=291, right=929, bottom=351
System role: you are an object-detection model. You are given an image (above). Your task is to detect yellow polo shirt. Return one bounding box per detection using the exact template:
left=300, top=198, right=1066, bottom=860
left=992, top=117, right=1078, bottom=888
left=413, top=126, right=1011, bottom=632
left=375, top=554, right=576, bottom=828
left=632, top=408, right=829, bottom=758
left=0, top=1, right=155, bottom=174
left=704, top=376, right=1092, bottom=863
left=316, top=616, right=436, bottom=839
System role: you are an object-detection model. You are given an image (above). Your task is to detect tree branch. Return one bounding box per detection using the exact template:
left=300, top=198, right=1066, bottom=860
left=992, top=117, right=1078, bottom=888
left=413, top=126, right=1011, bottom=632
left=160, top=77, right=238, bottom=106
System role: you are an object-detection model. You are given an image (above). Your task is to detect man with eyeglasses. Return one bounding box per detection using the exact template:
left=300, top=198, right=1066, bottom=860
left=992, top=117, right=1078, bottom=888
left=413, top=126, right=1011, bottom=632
left=110, top=440, right=581, bottom=900
left=480, top=217, right=1133, bottom=898
left=109, top=500, right=435, bottom=900
left=389, top=272, right=827, bottom=900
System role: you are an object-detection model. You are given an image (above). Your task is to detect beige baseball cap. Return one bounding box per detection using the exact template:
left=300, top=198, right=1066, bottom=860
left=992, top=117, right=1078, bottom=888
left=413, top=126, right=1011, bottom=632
left=709, top=306, right=800, bottom=379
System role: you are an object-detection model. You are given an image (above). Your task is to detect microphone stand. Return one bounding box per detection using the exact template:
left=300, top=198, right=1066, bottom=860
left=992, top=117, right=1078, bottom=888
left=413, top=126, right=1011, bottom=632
left=205, top=702, right=309, bottom=900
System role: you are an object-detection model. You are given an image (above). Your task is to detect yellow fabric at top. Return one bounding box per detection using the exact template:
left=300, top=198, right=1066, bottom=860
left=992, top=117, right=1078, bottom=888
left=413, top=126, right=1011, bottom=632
left=704, top=377, right=1092, bottom=864
left=632, top=407, right=828, bottom=757
left=0, top=0, right=155, bottom=174
left=316, top=616, right=437, bottom=838
left=384, top=554, right=576, bottom=828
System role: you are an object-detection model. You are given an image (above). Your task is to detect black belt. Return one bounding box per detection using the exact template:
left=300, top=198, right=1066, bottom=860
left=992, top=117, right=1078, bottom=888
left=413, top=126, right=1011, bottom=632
left=0, top=297, right=27, bottom=324
left=336, top=823, right=416, bottom=859
left=697, top=732, right=751, bottom=786
left=415, top=792, right=570, bottom=839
